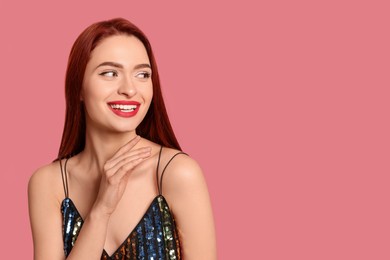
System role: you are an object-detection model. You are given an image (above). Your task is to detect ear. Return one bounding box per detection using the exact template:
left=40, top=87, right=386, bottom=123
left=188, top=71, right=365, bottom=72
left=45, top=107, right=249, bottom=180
left=80, top=89, right=84, bottom=101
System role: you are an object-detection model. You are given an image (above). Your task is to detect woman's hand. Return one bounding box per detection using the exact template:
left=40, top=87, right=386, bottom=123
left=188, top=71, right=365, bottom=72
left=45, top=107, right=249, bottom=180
left=92, top=135, right=151, bottom=216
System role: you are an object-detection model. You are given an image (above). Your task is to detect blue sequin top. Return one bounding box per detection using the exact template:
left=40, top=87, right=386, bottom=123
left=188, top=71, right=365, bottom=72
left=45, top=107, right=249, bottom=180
left=59, top=147, right=185, bottom=259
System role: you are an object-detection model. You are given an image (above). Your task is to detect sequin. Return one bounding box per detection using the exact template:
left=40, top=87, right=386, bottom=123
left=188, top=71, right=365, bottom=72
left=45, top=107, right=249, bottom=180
left=61, top=195, right=181, bottom=259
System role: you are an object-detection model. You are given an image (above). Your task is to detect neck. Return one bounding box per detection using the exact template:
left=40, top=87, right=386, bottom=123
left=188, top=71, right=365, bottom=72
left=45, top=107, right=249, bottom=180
left=78, top=125, right=138, bottom=174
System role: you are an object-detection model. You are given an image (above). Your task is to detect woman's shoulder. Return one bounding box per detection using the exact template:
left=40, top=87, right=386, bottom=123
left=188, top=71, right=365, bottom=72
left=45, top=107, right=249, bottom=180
left=28, top=160, right=64, bottom=203
left=159, top=146, right=213, bottom=232
left=29, top=160, right=61, bottom=186
left=161, top=146, right=201, bottom=174
left=140, top=138, right=206, bottom=192
left=160, top=147, right=206, bottom=196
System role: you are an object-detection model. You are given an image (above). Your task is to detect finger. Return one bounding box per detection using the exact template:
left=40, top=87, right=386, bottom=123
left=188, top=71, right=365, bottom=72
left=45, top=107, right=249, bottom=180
left=105, top=147, right=151, bottom=171
left=105, top=148, right=151, bottom=177
left=111, top=149, right=151, bottom=173
left=108, top=152, right=151, bottom=183
left=109, top=135, right=141, bottom=161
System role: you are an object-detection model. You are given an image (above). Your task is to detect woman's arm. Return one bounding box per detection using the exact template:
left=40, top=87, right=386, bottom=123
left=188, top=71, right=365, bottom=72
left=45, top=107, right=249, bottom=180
left=28, top=165, right=68, bottom=260
left=163, top=155, right=217, bottom=260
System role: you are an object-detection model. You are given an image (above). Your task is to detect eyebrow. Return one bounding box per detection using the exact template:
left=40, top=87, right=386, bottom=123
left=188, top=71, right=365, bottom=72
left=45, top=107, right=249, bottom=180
left=94, top=61, right=151, bottom=70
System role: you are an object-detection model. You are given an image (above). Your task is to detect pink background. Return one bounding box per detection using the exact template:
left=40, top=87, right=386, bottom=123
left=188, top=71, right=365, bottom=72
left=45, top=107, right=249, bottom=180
left=1, top=0, right=389, bottom=259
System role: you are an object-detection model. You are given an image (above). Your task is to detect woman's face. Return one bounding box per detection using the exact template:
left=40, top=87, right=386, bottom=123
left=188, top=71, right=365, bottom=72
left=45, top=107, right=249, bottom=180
left=82, top=35, right=153, bottom=133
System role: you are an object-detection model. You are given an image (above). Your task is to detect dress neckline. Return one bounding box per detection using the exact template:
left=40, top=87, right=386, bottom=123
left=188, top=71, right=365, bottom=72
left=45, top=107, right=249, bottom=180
left=62, top=194, right=167, bottom=258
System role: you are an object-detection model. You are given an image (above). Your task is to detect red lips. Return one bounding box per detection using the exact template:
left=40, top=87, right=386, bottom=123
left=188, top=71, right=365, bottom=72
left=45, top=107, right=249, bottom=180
left=107, top=100, right=140, bottom=118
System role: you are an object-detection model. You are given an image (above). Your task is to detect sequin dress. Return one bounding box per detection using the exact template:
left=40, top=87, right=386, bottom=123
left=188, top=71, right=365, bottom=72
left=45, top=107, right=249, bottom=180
left=59, top=146, right=186, bottom=259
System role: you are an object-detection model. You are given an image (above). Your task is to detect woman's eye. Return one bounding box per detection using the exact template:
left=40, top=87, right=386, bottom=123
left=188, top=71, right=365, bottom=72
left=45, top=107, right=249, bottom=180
left=99, top=71, right=118, bottom=77
left=136, top=71, right=151, bottom=79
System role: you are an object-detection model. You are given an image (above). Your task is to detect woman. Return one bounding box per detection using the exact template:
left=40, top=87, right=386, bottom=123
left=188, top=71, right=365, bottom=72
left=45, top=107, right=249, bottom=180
left=28, top=18, right=216, bottom=260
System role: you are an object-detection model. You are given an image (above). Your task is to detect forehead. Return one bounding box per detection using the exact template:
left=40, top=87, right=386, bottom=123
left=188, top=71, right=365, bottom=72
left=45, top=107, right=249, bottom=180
left=89, top=35, right=150, bottom=66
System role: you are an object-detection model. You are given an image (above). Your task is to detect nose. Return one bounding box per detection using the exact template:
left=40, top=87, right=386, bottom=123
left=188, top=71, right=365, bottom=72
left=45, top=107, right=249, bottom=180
left=118, top=76, right=137, bottom=97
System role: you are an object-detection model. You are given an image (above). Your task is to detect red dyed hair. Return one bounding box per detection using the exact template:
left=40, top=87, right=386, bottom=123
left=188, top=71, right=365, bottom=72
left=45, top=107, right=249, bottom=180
left=57, top=18, right=181, bottom=159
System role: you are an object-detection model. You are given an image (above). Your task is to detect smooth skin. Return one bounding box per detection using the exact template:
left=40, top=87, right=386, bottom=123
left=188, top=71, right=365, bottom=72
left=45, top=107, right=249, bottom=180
left=28, top=35, right=217, bottom=259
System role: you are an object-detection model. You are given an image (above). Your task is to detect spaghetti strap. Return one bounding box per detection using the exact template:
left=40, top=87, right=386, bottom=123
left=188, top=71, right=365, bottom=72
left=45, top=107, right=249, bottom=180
left=156, top=146, right=163, bottom=195
left=156, top=145, right=188, bottom=195
left=59, top=158, right=70, bottom=198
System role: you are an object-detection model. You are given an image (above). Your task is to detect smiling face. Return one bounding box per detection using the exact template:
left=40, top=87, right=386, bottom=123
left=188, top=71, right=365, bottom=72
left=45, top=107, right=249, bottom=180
left=82, top=35, right=153, bottom=133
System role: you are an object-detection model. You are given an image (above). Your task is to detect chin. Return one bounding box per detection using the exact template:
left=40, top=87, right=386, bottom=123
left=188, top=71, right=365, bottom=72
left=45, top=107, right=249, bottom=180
left=110, top=124, right=138, bottom=133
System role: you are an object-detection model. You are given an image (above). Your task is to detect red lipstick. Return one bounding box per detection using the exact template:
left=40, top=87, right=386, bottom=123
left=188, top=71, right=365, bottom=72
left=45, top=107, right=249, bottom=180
left=107, top=100, right=140, bottom=118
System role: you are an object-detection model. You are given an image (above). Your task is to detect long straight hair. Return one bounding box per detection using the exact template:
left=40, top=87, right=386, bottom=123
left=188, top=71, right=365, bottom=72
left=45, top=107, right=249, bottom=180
left=57, top=18, right=181, bottom=160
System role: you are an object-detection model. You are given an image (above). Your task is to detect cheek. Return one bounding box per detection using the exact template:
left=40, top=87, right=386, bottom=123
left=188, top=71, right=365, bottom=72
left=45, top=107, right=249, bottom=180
left=83, top=97, right=101, bottom=118
left=138, top=86, right=153, bottom=113
left=136, top=82, right=153, bottom=103
left=144, top=84, right=153, bottom=102
left=83, top=78, right=112, bottom=101
left=146, top=90, right=153, bottom=104
left=82, top=82, right=108, bottom=114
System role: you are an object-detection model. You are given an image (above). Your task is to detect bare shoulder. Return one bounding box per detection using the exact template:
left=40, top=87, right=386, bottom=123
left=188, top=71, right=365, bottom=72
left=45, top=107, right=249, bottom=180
left=160, top=147, right=208, bottom=199
left=160, top=147, right=217, bottom=258
left=28, top=160, right=64, bottom=204
left=161, top=148, right=203, bottom=179
left=28, top=161, right=67, bottom=259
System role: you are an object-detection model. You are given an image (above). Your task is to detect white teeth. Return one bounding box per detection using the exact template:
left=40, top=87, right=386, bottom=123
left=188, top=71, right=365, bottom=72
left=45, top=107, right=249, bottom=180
left=110, top=104, right=137, bottom=112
